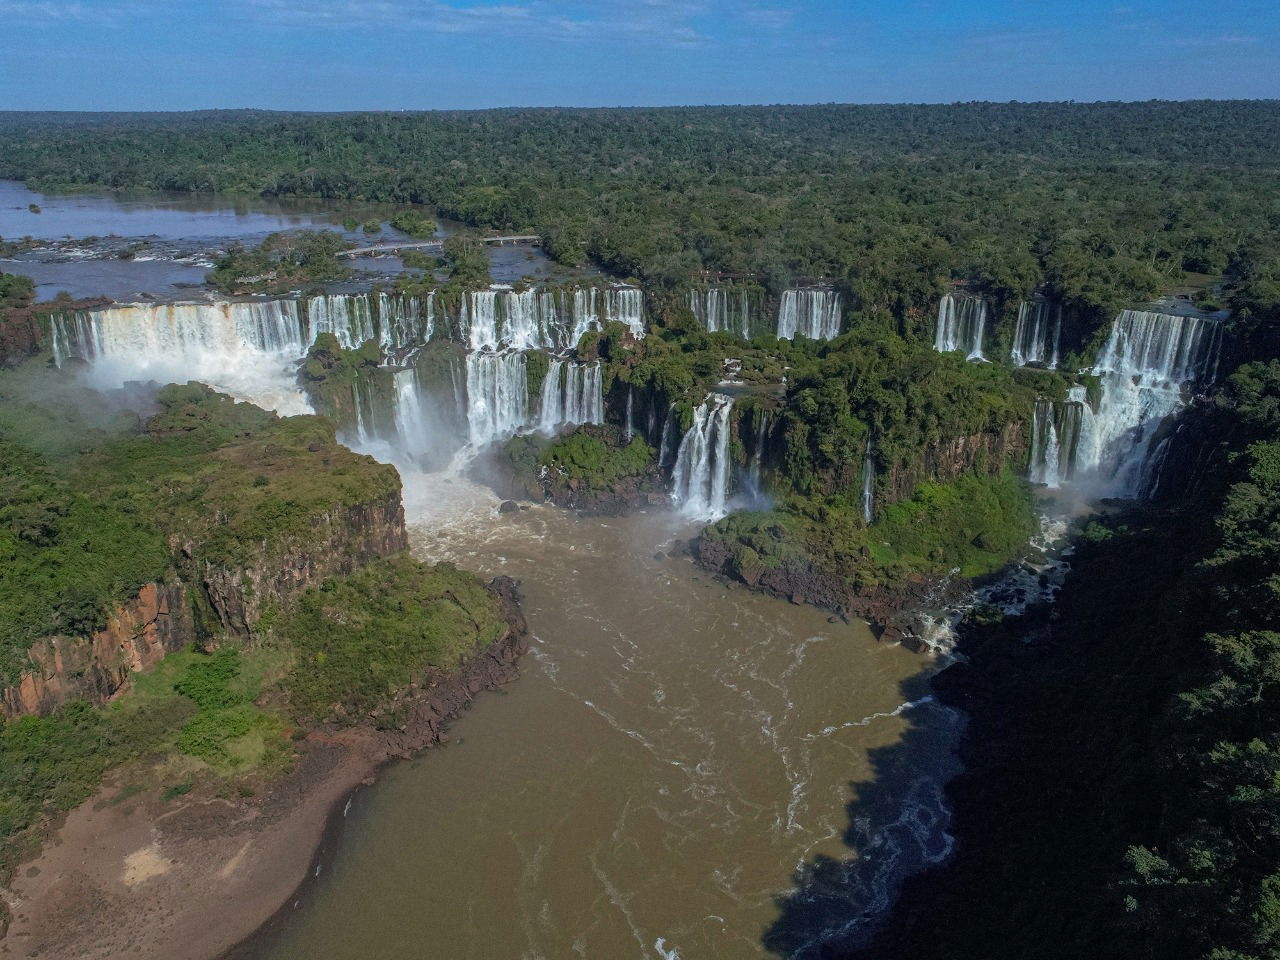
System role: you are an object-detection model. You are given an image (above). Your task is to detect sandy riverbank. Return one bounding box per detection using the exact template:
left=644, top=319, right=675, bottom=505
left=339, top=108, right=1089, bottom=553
left=0, top=581, right=530, bottom=960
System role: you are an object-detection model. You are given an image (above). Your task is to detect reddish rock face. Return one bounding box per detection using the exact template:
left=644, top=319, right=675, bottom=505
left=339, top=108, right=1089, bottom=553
left=0, top=297, right=111, bottom=368
left=2, top=580, right=194, bottom=718
left=2, top=485, right=412, bottom=718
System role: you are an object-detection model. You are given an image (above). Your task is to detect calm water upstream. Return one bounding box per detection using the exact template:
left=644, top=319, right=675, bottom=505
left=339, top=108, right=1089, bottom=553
left=242, top=476, right=961, bottom=960
left=0, top=180, right=567, bottom=299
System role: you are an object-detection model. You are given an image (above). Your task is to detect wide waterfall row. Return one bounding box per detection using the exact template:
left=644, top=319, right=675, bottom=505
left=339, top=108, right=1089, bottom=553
left=777, top=289, right=843, bottom=341
left=1094, top=309, right=1222, bottom=385
left=934, top=294, right=987, bottom=360
left=50, top=300, right=308, bottom=367
left=1027, top=309, right=1223, bottom=496
left=672, top=394, right=735, bottom=521
left=1010, top=300, right=1061, bottom=368
left=50, top=294, right=435, bottom=368
left=464, top=285, right=646, bottom=354
left=538, top=359, right=604, bottom=434
left=48, top=300, right=315, bottom=414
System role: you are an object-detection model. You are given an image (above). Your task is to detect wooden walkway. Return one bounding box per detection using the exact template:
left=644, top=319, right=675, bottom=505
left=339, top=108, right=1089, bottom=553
left=339, top=234, right=541, bottom=257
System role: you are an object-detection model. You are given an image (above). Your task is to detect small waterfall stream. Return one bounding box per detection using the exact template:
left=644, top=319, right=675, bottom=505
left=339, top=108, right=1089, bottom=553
left=777, top=289, right=842, bottom=341
left=691, top=287, right=755, bottom=337
left=672, top=394, right=735, bottom=521
left=861, top=438, right=876, bottom=523
left=934, top=294, right=987, bottom=360
left=1010, top=300, right=1061, bottom=368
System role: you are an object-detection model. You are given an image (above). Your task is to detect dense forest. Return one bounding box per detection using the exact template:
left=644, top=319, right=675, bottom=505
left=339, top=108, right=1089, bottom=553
left=2, top=101, right=1280, bottom=959
left=3, top=102, right=1280, bottom=323
left=861, top=358, right=1280, bottom=960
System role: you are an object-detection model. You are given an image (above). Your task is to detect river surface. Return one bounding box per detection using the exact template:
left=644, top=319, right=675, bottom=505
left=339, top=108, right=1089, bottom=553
left=239, top=473, right=961, bottom=960
left=19, top=194, right=963, bottom=958
left=0, top=180, right=568, bottom=298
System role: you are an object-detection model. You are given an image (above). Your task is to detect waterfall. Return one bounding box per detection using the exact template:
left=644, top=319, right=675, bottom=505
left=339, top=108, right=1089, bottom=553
left=307, top=294, right=375, bottom=350
left=1010, top=300, right=1061, bottom=368
left=743, top=410, right=772, bottom=505
left=536, top=360, right=604, bottom=434
left=604, top=286, right=646, bottom=339
left=659, top=408, right=674, bottom=469
left=1047, top=310, right=1222, bottom=495
left=1029, top=397, right=1088, bottom=489
left=48, top=300, right=311, bottom=414
left=352, top=376, right=373, bottom=445
left=465, top=285, right=644, bottom=354
left=934, top=294, right=987, bottom=360
left=1040, top=418, right=1062, bottom=488
left=691, top=288, right=753, bottom=337
left=377, top=291, right=433, bottom=361
left=464, top=289, right=502, bottom=351
left=570, top=287, right=599, bottom=349
left=539, top=359, right=566, bottom=434
left=625, top=386, right=634, bottom=443
left=777, top=289, right=842, bottom=341
left=861, top=438, right=876, bottom=523
left=672, top=394, right=734, bottom=521
left=465, top=351, right=529, bottom=446
left=392, top=368, right=431, bottom=462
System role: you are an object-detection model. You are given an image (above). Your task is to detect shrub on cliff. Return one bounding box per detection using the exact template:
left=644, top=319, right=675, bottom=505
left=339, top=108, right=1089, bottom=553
left=278, top=557, right=507, bottom=723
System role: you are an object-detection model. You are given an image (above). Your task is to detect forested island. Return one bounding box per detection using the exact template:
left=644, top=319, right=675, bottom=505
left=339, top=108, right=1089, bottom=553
left=0, top=100, right=1278, bottom=960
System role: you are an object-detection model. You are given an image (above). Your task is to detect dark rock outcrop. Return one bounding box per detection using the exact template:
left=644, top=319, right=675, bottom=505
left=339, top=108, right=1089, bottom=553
left=883, top=423, right=1026, bottom=503
left=692, top=532, right=966, bottom=648
left=358, top=575, right=532, bottom=758
left=194, top=487, right=408, bottom=638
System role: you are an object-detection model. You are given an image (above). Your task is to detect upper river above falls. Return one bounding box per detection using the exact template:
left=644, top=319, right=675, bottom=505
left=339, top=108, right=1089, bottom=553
left=234, top=473, right=962, bottom=960
left=0, top=180, right=567, bottom=299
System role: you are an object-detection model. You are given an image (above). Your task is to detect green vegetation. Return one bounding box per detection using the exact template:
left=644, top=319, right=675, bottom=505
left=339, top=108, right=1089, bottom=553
left=0, top=369, right=399, bottom=680
left=277, top=557, right=507, bottom=722
left=2, top=103, right=1277, bottom=319
left=0, top=644, right=288, bottom=865
left=206, top=229, right=351, bottom=294
left=0, top=439, right=169, bottom=673
left=440, top=235, right=491, bottom=288
left=505, top=430, right=654, bottom=491
left=706, top=469, right=1036, bottom=591
left=861, top=360, right=1280, bottom=960
left=0, top=272, right=34, bottom=310
left=390, top=210, right=437, bottom=238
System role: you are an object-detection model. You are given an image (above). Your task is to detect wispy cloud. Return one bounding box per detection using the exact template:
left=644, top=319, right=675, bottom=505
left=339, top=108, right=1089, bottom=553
left=0, top=0, right=133, bottom=23
left=234, top=0, right=712, bottom=45
left=1171, top=33, right=1261, bottom=47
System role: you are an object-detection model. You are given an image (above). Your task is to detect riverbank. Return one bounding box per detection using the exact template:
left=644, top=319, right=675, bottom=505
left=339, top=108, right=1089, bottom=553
left=0, top=578, right=530, bottom=960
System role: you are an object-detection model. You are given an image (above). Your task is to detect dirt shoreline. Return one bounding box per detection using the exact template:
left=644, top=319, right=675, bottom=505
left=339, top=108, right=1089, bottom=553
left=0, top=578, right=531, bottom=960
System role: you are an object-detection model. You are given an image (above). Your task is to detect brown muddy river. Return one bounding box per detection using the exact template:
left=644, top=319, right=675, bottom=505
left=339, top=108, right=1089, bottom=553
left=244, top=477, right=960, bottom=960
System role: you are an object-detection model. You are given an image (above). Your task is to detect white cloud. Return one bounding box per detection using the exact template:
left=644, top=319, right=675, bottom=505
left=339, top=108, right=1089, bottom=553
left=0, top=0, right=129, bottom=22
left=234, top=0, right=712, bottom=45
left=1170, top=33, right=1260, bottom=47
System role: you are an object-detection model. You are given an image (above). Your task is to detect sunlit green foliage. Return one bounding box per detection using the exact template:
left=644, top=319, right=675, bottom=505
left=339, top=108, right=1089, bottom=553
left=207, top=229, right=351, bottom=294
left=278, top=557, right=507, bottom=722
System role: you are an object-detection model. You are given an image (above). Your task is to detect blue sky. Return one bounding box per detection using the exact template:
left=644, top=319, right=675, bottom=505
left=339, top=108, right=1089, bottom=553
left=1, top=0, right=1277, bottom=110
